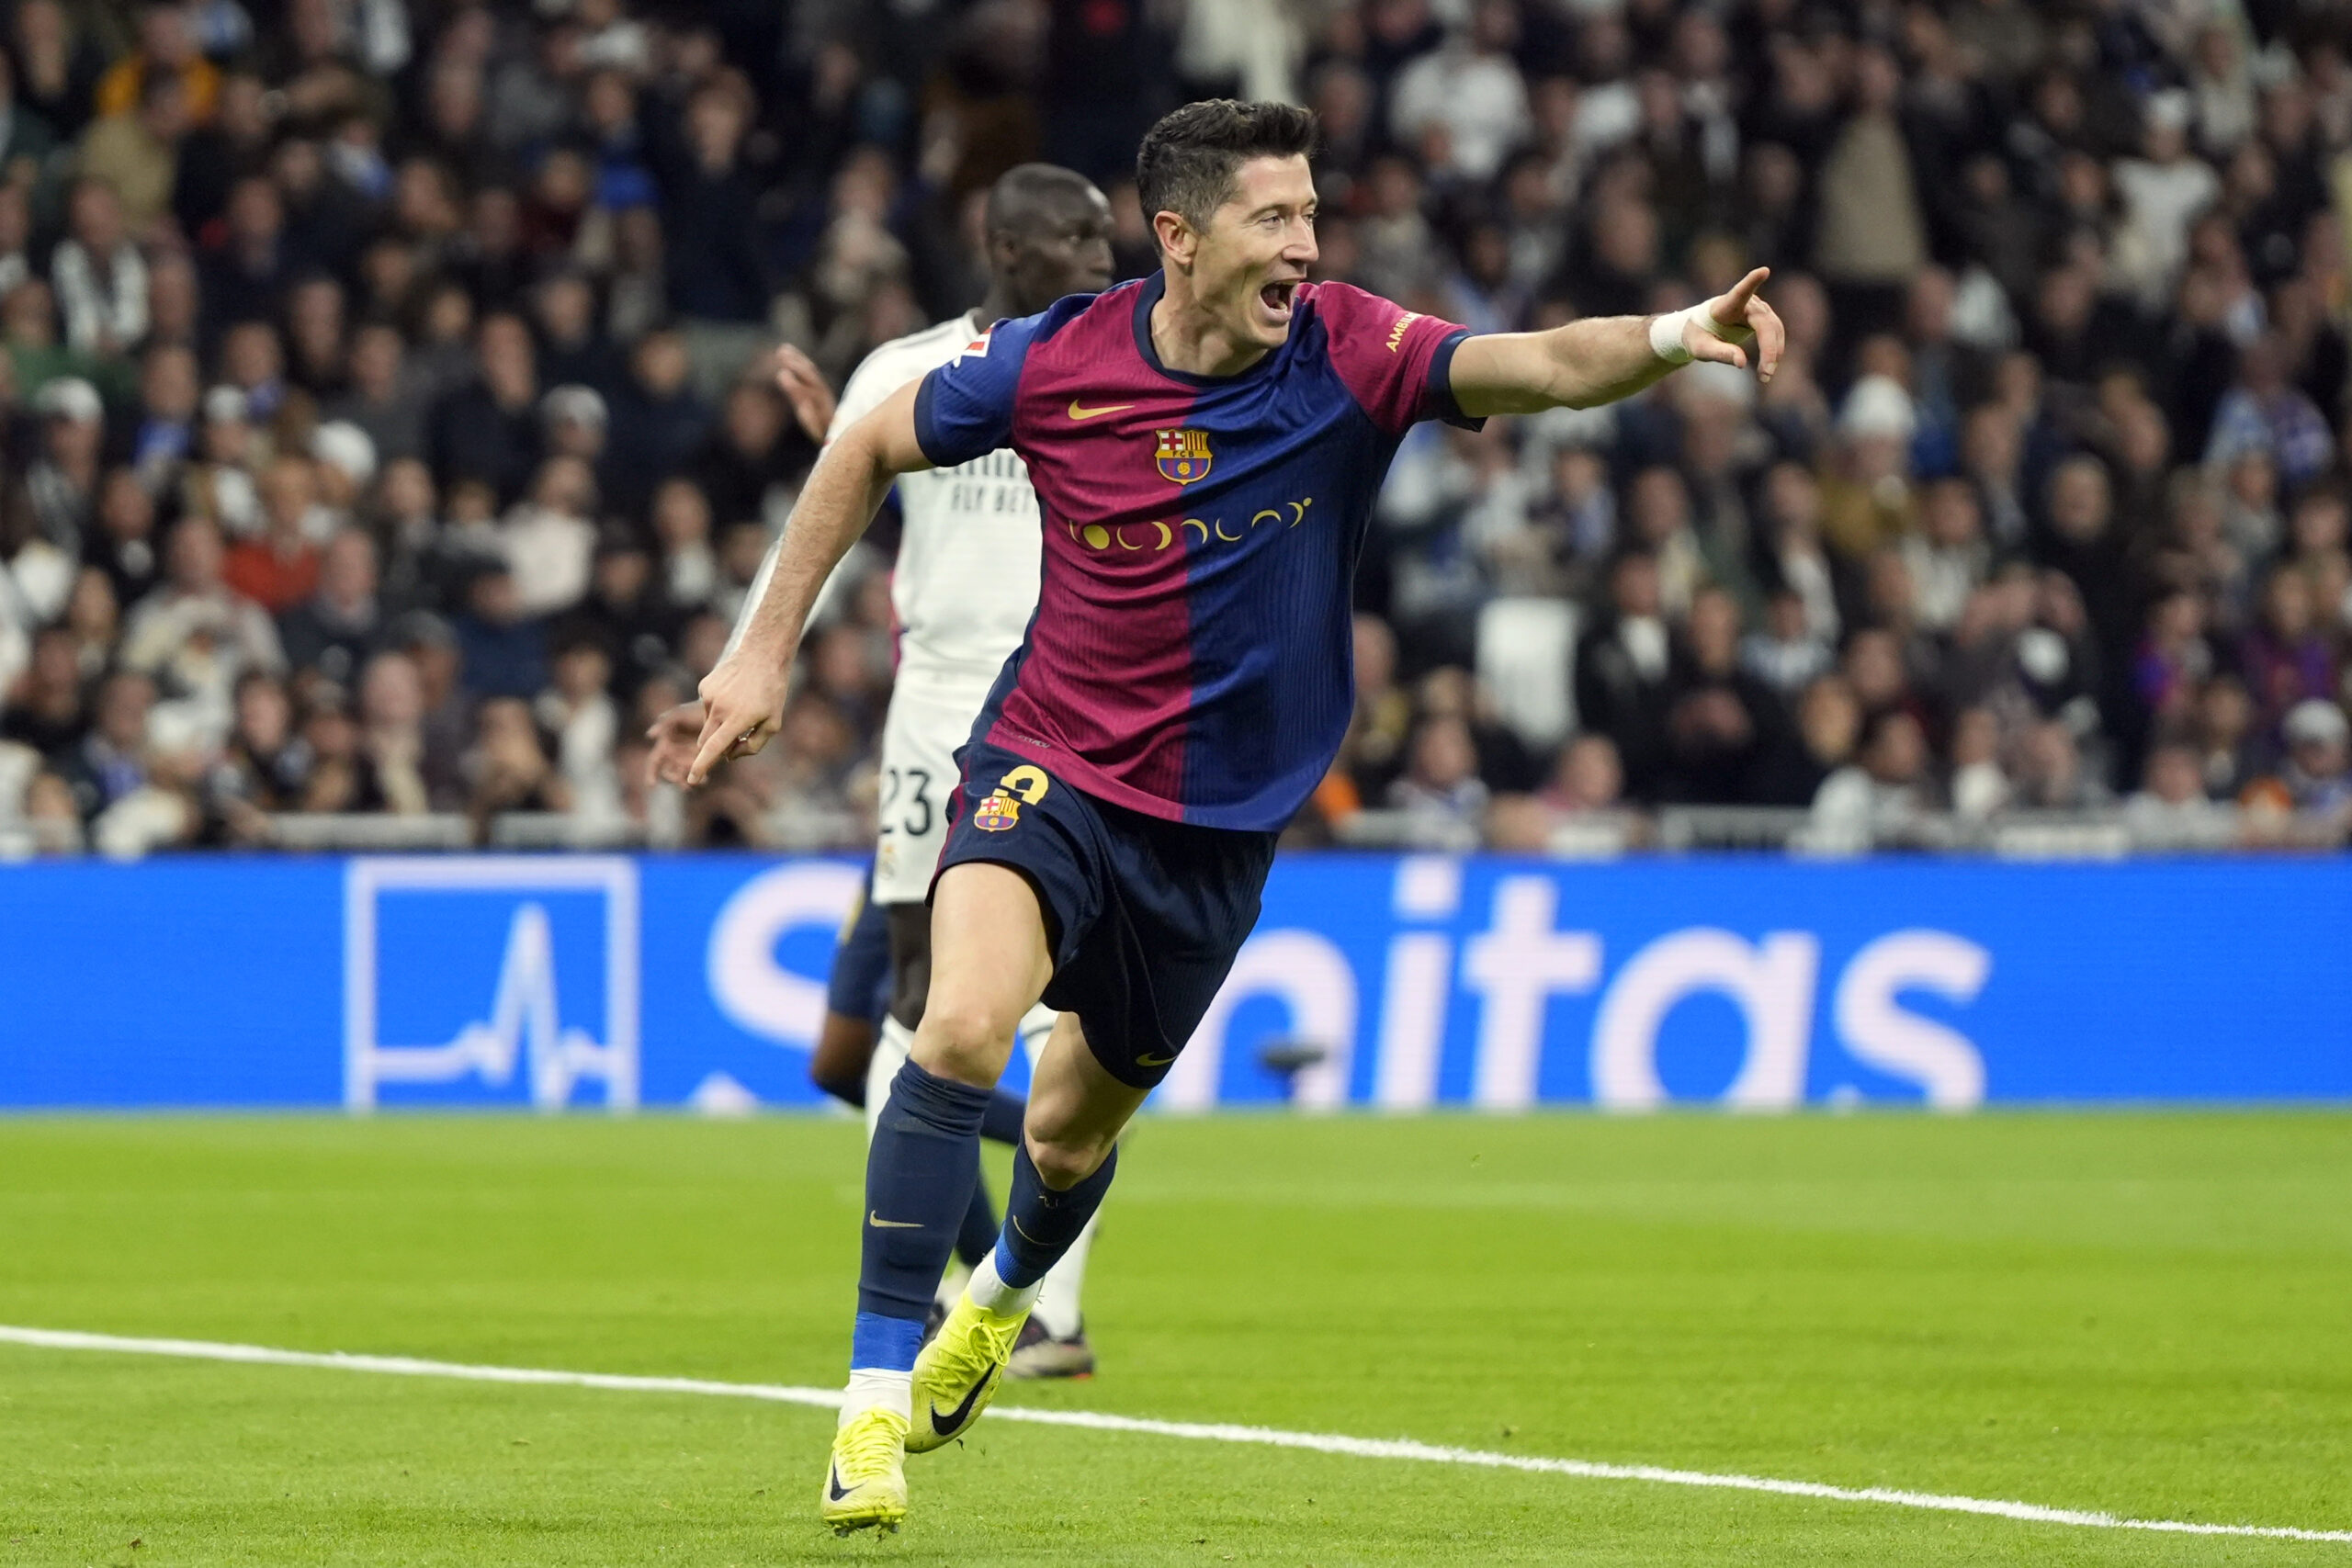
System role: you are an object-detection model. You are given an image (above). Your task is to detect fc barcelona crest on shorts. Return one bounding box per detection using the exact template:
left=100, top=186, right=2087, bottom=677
left=1156, top=427, right=1213, bottom=484
left=972, top=791, right=1022, bottom=831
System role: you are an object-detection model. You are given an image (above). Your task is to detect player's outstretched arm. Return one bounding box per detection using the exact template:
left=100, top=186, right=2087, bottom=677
left=1447, top=266, right=1784, bottom=418
left=684, top=377, right=932, bottom=786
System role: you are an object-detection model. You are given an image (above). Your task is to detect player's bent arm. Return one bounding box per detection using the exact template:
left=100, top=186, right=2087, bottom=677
left=686, top=379, right=933, bottom=784
left=1447, top=266, right=1784, bottom=419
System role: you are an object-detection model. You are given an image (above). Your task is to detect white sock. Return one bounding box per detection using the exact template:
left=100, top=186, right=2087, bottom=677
left=864, top=1016, right=915, bottom=1141
left=1032, top=1211, right=1097, bottom=1339
left=840, top=1367, right=911, bottom=1426
left=934, top=1259, right=972, bottom=1314
left=966, top=1248, right=1041, bottom=1319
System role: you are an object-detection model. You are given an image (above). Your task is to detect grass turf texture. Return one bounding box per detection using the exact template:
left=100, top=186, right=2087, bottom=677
left=0, top=1113, right=2346, bottom=1566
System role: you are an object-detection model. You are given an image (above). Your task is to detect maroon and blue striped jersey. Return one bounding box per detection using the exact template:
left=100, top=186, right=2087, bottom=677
left=911, top=273, right=1478, bottom=831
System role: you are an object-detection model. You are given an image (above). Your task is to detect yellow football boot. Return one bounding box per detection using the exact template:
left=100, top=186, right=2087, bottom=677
left=820, top=1406, right=909, bottom=1534
left=905, top=1292, right=1027, bottom=1453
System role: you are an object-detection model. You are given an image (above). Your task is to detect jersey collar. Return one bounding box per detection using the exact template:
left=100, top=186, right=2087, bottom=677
left=1131, top=271, right=1283, bottom=389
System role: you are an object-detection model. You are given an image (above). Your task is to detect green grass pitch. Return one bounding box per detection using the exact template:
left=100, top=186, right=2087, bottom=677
left=1, top=1111, right=2346, bottom=1565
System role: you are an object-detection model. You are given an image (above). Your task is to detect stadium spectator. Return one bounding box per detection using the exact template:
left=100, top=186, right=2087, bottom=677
left=95, top=3, right=220, bottom=125
left=498, top=457, right=597, bottom=620
left=278, top=528, right=382, bottom=689
left=118, top=514, right=283, bottom=739
left=1948, top=706, right=2012, bottom=821
left=76, top=67, right=190, bottom=239
left=451, top=563, right=548, bottom=705
left=2012, top=720, right=2115, bottom=812
left=1806, top=707, right=1933, bottom=852
left=605, top=327, right=712, bottom=519
left=2240, top=564, right=2338, bottom=733
left=354, top=651, right=436, bottom=817
left=2278, top=699, right=2352, bottom=818
left=28, top=378, right=107, bottom=557
left=51, top=179, right=147, bottom=359
left=1658, top=586, right=1781, bottom=804
left=1574, top=550, right=1676, bottom=798
left=465, top=694, right=570, bottom=822
left=657, top=81, right=771, bottom=393
left=223, top=457, right=325, bottom=614
left=428, top=312, right=541, bottom=504
left=216, top=669, right=309, bottom=814
left=59, top=666, right=156, bottom=819
left=0, top=626, right=87, bottom=761
left=90, top=699, right=209, bottom=855
left=2124, top=740, right=2239, bottom=850
left=537, top=634, right=620, bottom=821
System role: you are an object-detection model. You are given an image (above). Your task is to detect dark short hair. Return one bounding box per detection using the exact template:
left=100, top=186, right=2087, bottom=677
left=1136, top=99, right=1319, bottom=239
left=984, top=163, right=1098, bottom=240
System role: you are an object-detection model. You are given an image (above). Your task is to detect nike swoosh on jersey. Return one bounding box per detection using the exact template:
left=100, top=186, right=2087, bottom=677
left=1135, top=1051, right=1177, bottom=1067
left=868, top=1211, right=922, bottom=1229
left=1067, top=400, right=1136, bottom=420
left=930, top=1366, right=997, bottom=1437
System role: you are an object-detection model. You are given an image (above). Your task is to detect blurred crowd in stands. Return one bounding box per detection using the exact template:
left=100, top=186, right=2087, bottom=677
left=0, top=0, right=2347, bottom=857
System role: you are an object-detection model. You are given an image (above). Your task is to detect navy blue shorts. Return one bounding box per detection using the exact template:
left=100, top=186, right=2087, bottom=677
left=934, top=739, right=1277, bottom=1089
left=825, top=863, right=895, bottom=1026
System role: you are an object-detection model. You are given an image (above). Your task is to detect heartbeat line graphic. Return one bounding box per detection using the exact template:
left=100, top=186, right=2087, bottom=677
left=345, top=859, right=640, bottom=1112
left=413, top=903, right=608, bottom=1106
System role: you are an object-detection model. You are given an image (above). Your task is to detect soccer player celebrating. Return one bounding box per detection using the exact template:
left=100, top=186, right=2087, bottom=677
left=684, top=100, right=1782, bottom=1534
left=649, top=165, right=1120, bottom=1373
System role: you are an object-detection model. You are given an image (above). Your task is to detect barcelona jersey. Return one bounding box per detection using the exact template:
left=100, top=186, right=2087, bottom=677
left=912, top=273, right=1478, bottom=831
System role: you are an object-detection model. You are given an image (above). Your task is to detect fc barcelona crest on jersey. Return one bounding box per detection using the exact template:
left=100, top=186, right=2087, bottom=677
left=972, top=791, right=1022, bottom=831
left=1156, top=428, right=1213, bottom=485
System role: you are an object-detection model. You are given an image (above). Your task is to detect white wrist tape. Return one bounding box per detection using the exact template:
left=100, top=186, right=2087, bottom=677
left=1650, top=303, right=1752, bottom=366
left=1648, top=307, right=1698, bottom=365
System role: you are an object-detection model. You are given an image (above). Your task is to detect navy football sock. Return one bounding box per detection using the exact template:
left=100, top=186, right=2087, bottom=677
left=854, top=1059, right=991, bottom=1356
left=980, top=1089, right=1025, bottom=1145
left=955, top=1168, right=999, bottom=1269
left=993, top=1140, right=1118, bottom=1290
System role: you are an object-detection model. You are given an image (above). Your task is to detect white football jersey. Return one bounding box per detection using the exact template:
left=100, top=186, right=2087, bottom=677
left=829, top=311, right=1042, bottom=682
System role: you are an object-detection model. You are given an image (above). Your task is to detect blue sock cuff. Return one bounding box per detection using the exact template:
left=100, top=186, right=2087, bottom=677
left=851, top=1310, right=926, bottom=1373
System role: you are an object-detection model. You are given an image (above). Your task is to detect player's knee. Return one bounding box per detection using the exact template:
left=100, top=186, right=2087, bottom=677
left=910, top=997, right=1015, bottom=1082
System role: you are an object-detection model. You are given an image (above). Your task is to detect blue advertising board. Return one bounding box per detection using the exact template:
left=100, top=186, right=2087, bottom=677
left=1, top=852, right=2346, bottom=1111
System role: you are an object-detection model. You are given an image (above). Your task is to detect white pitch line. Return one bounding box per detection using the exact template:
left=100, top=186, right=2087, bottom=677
left=4, top=1324, right=2346, bottom=1547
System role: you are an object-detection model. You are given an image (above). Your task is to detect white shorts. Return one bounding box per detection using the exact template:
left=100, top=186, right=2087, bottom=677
left=871, top=670, right=996, bottom=907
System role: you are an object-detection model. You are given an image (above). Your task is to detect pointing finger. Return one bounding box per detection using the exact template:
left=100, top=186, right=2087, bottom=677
left=685, top=709, right=734, bottom=789
left=1714, top=266, right=1770, bottom=326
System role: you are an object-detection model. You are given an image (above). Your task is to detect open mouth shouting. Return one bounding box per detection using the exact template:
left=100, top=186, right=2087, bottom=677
left=1255, top=276, right=1303, bottom=329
